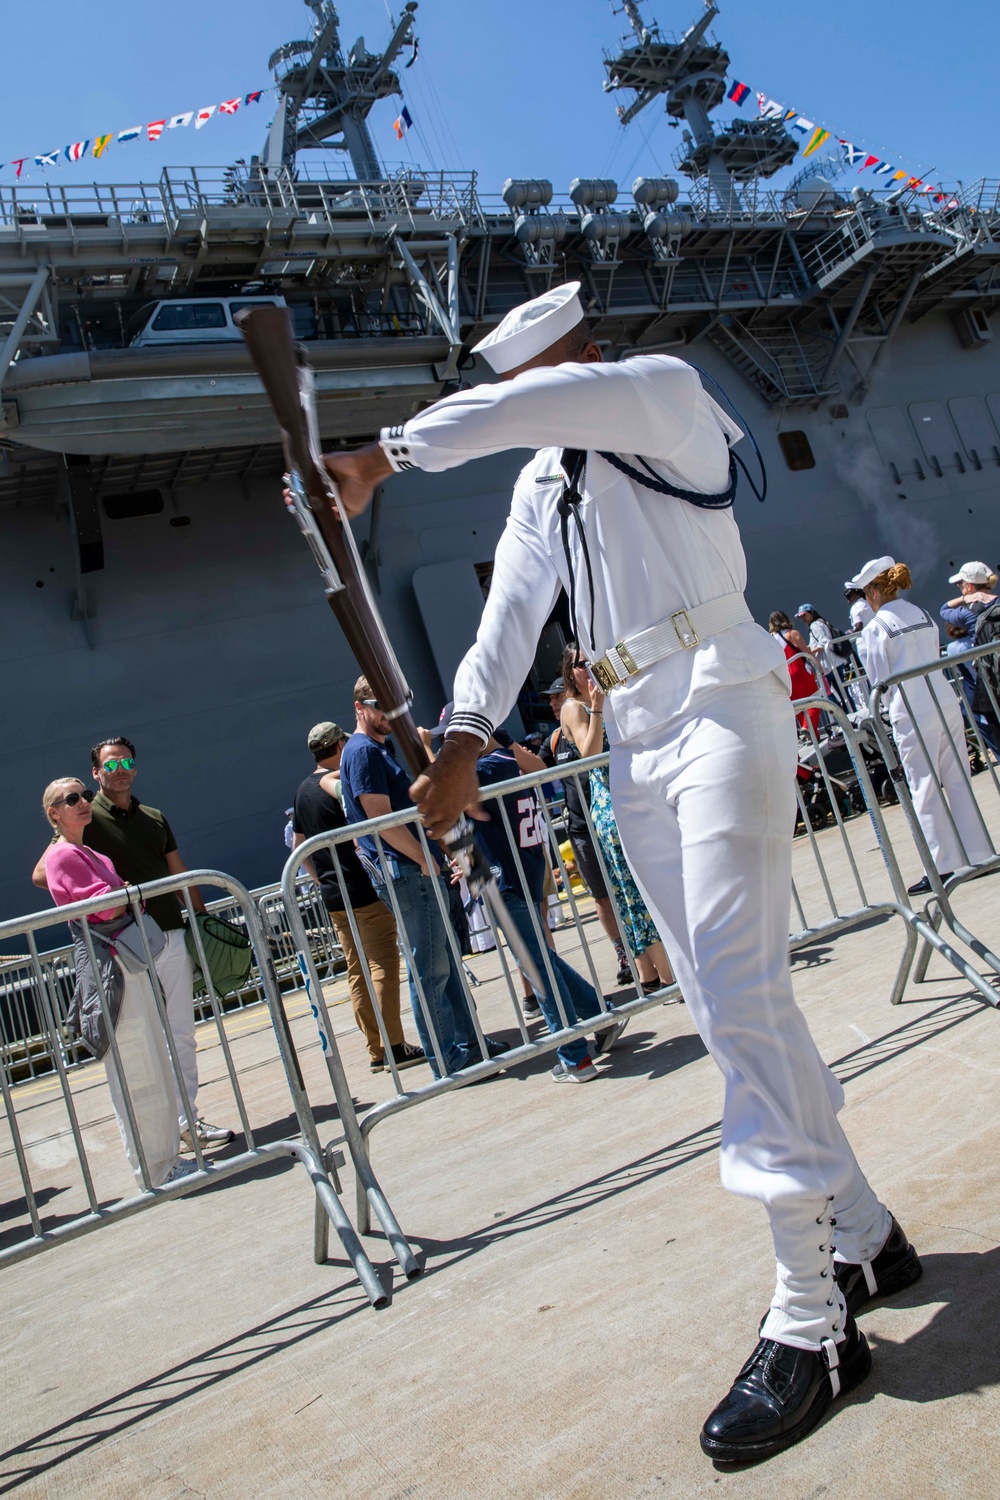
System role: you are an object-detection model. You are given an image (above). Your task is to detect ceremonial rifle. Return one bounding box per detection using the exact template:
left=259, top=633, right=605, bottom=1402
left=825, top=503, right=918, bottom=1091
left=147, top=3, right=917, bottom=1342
left=236, top=305, right=542, bottom=992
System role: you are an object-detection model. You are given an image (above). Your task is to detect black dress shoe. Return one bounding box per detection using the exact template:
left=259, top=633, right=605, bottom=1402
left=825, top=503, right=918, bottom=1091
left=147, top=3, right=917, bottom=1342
left=907, top=873, right=952, bottom=896
left=834, top=1216, right=922, bottom=1315
left=700, top=1309, right=871, bottom=1466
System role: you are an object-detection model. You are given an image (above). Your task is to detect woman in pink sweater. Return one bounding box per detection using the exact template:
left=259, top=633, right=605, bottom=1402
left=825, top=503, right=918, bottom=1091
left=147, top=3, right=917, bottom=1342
left=42, top=778, right=195, bottom=1191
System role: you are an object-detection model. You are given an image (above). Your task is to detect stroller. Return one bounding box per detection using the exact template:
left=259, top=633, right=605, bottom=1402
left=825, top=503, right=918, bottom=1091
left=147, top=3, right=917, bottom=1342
left=793, top=710, right=897, bottom=834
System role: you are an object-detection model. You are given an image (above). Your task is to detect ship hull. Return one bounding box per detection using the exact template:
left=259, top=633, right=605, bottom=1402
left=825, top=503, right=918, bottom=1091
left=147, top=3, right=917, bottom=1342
left=4, top=314, right=1000, bottom=925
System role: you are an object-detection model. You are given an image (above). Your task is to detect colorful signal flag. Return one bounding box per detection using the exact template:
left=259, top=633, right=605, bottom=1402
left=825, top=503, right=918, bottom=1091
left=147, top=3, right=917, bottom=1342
left=803, top=127, right=830, bottom=158
left=727, top=80, right=750, bottom=106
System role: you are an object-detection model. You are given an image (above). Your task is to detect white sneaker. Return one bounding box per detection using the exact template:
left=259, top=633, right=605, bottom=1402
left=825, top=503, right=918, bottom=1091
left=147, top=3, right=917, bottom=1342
left=180, top=1118, right=234, bottom=1150
left=592, top=1014, right=630, bottom=1057
left=551, top=1056, right=599, bottom=1083
left=162, top=1157, right=200, bottom=1186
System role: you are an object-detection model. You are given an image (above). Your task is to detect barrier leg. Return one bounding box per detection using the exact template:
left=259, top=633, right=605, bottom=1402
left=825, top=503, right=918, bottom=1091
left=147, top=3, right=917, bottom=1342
left=290, top=939, right=421, bottom=1280
left=314, top=1189, right=331, bottom=1267
left=888, top=919, right=919, bottom=1006
left=291, top=1141, right=388, bottom=1307
left=913, top=906, right=943, bottom=984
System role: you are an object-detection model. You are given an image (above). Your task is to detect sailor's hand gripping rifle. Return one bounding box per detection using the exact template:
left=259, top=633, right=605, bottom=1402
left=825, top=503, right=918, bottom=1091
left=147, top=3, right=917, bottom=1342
left=237, top=306, right=542, bottom=991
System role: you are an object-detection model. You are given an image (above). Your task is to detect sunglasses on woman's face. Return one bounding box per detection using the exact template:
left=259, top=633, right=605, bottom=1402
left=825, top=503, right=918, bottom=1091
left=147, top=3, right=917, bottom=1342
left=101, top=757, right=135, bottom=772
left=54, top=790, right=95, bottom=809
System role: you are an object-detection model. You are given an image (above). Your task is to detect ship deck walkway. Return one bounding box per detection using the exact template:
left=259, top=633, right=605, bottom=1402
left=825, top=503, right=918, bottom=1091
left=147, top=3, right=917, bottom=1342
left=2, top=796, right=999, bottom=1497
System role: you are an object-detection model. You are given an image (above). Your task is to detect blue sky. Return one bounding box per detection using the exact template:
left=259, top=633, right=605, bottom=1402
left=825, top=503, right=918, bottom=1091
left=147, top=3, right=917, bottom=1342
left=1, top=0, right=995, bottom=197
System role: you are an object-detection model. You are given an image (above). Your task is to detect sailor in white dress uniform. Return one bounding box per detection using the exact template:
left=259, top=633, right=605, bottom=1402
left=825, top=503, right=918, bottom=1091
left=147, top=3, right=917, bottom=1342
left=321, top=283, right=921, bottom=1463
left=852, top=555, right=992, bottom=887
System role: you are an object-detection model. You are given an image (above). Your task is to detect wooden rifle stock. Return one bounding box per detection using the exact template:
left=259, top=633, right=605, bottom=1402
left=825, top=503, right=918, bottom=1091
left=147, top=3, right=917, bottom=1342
left=236, top=305, right=428, bottom=776
left=237, top=306, right=544, bottom=992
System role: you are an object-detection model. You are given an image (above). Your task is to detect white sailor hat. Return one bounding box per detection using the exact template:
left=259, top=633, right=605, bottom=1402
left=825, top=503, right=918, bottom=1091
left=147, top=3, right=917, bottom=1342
left=471, top=282, right=585, bottom=374
left=845, top=555, right=896, bottom=590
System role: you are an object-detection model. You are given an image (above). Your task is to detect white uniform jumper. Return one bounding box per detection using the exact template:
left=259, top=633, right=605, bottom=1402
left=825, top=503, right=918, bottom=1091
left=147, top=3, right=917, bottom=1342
left=859, top=600, right=992, bottom=873
left=382, top=355, right=890, bottom=1349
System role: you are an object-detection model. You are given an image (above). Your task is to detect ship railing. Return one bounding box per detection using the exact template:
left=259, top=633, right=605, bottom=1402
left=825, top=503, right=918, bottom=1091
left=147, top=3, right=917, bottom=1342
left=0, top=168, right=486, bottom=240
left=0, top=869, right=404, bottom=1307
left=0, top=876, right=345, bottom=1083
left=801, top=196, right=956, bottom=285
left=157, top=165, right=485, bottom=233
left=865, top=641, right=1000, bottom=993
left=280, top=747, right=926, bottom=1242
left=477, top=184, right=793, bottom=234
left=950, top=179, right=1000, bottom=223
left=0, top=178, right=174, bottom=234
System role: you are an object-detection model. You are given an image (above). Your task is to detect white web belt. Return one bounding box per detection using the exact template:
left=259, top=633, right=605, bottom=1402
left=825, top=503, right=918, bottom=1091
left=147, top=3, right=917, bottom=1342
left=590, top=591, right=753, bottom=693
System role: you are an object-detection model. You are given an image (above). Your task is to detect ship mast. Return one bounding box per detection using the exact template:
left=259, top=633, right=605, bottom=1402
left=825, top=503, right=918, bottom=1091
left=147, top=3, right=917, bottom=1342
left=262, top=0, right=418, bottom=181
left=604, top=1, right=796, bottom=202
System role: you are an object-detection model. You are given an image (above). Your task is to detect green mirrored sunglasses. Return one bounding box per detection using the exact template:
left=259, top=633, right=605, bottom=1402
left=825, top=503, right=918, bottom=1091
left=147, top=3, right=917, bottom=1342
left=101, top=757, right=135, bottom=772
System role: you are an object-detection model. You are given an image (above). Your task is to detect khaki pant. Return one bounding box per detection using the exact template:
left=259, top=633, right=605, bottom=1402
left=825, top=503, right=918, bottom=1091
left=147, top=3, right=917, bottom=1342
left=330, top=901, right=404, bottom=1062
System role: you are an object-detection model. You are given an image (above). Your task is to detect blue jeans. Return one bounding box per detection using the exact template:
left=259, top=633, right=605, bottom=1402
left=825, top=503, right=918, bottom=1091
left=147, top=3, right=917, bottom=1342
left=377, top=863, right=480, bottom=1078
left=505, top=895, right=603, bottom=1067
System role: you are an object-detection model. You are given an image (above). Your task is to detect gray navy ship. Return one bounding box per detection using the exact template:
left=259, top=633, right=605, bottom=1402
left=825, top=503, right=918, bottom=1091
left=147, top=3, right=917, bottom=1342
left=3, top=0, right=999, bottom=921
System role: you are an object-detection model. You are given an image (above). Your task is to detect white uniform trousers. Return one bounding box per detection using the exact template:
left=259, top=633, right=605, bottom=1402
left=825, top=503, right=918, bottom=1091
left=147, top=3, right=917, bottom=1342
left=104, top=966, right=182, bottom=1189
left=893, top=704, right=993, bottom=874
left=153, top=928, right=200, bottom=1129
left=610, top=673, right=890, bottom=1349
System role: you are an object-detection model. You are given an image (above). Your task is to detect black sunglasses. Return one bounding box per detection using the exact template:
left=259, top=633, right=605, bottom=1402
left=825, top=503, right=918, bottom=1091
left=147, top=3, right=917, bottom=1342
left=53, top=790, right=94, bottom=809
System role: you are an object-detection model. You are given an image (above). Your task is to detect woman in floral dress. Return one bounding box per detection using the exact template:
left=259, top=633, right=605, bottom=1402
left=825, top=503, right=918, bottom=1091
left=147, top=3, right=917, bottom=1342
left=559, top=645, right=673, bottom=992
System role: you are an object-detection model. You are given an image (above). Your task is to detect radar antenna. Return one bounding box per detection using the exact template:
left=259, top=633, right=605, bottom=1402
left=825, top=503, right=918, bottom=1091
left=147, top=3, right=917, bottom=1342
left=603, top=2, right=796, bottom=198
left=261, top=0, right=418, bottom=181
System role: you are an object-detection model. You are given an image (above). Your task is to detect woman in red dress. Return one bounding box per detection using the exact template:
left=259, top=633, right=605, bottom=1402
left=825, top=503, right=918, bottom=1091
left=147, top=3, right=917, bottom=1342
left=769, top=610, right=823, bottom=735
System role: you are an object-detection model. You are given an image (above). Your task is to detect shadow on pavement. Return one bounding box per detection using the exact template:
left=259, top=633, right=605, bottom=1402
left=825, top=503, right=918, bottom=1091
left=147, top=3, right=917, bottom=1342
left=859, top=1246, right=1000, bottom=1404
left=0, top=1274, right=378, bottom=1494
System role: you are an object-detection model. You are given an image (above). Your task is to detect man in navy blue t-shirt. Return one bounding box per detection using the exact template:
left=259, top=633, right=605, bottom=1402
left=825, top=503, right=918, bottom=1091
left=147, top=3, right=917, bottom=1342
left=470, top=726, right=629, bottom=1082
left=340, top=676, right=507, bottom=1078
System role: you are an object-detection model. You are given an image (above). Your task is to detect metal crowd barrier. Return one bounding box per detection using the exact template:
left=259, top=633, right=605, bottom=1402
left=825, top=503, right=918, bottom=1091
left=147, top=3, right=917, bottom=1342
left=0, top=870, right=393, bottom=1308
left=0, top=877, right=348, bottom=1084
left=257, top=876, right=347, bottom=988
left=784, top=636, right=871, bottom=729
left=864, top=639, right=1000, bottom=999
left=281, top=744, right=925, bottom=1244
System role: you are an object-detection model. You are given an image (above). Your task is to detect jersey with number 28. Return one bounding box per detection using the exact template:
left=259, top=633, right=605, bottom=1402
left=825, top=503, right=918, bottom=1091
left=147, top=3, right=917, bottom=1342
left=475, top=747, right=546, bottom=903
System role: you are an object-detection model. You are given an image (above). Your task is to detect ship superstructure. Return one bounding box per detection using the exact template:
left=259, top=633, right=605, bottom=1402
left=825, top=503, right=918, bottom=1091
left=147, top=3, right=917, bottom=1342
left=3, top=0, right=1000, bottom=919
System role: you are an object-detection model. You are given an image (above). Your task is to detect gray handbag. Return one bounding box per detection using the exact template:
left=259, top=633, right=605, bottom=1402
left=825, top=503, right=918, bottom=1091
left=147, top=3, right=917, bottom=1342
left=113, top=911, right=166, bottom=971
left=77, top=846, right=165, bottom=971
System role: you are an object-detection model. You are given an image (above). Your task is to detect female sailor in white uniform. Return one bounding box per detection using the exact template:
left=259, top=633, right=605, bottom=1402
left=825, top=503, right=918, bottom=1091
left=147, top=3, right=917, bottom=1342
left=322, top=284, right=922, bottom=1466
left=853, top=556, right=993, bottom=895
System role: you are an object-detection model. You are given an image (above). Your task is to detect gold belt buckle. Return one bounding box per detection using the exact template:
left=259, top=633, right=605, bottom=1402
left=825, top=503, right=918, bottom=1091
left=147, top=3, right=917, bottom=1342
left=591, top=656, right=619, bottom=693
left=670, top=609, right=699, bottom=649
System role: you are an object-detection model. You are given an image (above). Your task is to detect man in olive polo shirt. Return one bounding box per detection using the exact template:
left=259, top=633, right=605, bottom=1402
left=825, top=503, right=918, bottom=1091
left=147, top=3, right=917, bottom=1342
left=33, top=735, right=232, bottom=1150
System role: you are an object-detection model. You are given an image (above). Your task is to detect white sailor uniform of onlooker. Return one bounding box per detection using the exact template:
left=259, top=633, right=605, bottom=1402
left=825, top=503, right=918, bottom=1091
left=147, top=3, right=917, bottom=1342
left=379, top=284, right=893, bottom=1357
left=853, top=563, right=992, bottom=875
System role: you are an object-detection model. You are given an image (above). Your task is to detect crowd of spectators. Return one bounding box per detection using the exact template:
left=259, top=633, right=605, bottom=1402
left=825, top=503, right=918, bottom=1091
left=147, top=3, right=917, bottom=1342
left=31, top=652, right=657, bottom=1196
